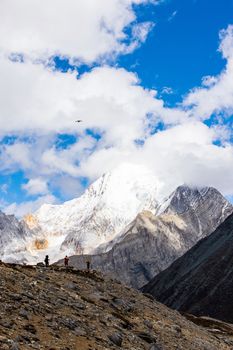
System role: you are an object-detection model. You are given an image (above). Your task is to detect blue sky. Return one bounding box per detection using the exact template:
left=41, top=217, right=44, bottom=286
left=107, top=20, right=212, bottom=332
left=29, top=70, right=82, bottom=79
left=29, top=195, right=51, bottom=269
left=0, top=0, right=233, bottom=216
left=126, top=0, right=233, bottom=100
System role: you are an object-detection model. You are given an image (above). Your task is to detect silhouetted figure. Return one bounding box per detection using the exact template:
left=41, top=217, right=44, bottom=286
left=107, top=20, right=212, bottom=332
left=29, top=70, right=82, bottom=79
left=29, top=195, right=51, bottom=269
left=64, top=255, right=69, bottom=267
left=44, top=255, right=49, bottom=267
left=86, top=260, right=90, bottom=271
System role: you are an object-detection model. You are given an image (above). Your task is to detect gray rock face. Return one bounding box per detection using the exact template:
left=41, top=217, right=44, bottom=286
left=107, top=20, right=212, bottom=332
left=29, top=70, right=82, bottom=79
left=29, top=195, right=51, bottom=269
left=142, top=212, right=233, bottom=324
left=0, top=211, right=33, bottom=261
left=65, top=186, right=233, bottom=289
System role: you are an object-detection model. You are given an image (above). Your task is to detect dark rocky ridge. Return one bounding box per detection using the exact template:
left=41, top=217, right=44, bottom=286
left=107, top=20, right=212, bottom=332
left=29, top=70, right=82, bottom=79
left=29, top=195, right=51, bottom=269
left=0, top=262, right=233, bottom=349
left=59, top=186, right=233, bottom=289
left=142, top=212, right=233, bottom=324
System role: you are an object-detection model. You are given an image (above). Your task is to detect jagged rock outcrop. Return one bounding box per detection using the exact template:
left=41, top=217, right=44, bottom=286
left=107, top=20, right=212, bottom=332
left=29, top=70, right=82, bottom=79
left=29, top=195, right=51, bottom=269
left=142, top=212, right=233, bottom=324
left=0, top=210, right=34, bottom=261
left=62, top=186, right=233, bottom=289
left=0, top=261, right=233, bottom=349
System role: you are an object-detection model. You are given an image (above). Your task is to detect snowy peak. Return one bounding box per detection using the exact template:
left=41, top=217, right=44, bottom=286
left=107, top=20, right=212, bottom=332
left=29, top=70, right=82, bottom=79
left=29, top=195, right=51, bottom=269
left=16, top=163, right=160, bottom=262
left=36, top=163, right=159, bottom=218
left=157, top=185, right=227, bottom=215
left=84, top=163, right=159, bottom=208
left=167, top=185, right=212, bottom=212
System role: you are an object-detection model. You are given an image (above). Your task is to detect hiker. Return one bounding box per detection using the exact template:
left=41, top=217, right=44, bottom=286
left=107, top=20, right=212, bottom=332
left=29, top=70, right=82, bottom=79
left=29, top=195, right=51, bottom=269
left=64, top=255, right=69, bottom=267
left=86, top=259, right=90, bottom=271
left=44, top=255, right=49, bottom=267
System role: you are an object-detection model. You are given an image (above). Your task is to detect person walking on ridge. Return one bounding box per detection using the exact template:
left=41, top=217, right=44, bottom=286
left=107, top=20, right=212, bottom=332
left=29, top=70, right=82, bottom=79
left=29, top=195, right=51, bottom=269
left=44, top=255, right=49, bottom=267
left=64, top=255, right=69, bottom=267
left=86, top=259, right=90, bottom=272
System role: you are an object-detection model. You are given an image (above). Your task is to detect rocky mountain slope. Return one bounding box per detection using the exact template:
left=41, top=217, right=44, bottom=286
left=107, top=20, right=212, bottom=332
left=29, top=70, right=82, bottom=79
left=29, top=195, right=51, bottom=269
left=62, top=186, right=233, bottom=289
left=142, top=212, right=233, bottom=324
left=0, top=210, right=34, bottom=261
left=0, top=261, right=233, bottom=350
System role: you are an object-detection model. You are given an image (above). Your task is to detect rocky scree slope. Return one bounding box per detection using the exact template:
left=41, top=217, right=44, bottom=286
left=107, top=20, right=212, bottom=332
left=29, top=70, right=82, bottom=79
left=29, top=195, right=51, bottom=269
left=142, top=212, right=233, bottom=324
left=61, top=186, right=233, bottom=289
left=0, top=262, right=233, bottom=350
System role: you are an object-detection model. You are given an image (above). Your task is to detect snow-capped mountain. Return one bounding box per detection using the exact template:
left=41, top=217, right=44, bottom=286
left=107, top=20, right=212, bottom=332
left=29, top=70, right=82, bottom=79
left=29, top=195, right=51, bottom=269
left=18, top=163, right=159, bottom=262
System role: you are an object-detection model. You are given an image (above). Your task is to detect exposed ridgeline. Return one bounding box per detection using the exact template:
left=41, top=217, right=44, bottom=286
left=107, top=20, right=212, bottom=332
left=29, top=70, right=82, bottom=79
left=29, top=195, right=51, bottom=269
left=59, top=186, right=233, bottom=289
left=1, top=262, right=233, bottom=349
left=142, top=213, right=233, bottom=324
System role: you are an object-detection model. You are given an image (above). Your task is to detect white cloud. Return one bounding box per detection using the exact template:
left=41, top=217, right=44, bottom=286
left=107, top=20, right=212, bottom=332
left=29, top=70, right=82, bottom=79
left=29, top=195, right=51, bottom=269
left=51, top=175, right=86, bottom=199
left=183, top=25, right=233, bottom=120
left=0, top=16, right=233, bottom=216
left=76, top=121, right=233, bottom=199
left=0, top=184, right=8, bottom=194
left=0, top=58, right=169, bottom=138
left=22, top=178, right=49, bottom=196
left=131, top=22, right=155, bottom=46
left=0, top=142, right=33, bottom=170
left=4, top=194, right=57, bottom=218
left=0, top=0, right=156, bottom=64
left=139, top=122, right=233, bottom=197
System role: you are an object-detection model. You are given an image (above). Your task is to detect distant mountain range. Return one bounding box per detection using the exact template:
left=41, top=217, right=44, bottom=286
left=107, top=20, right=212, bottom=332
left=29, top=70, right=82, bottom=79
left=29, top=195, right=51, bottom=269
left=142, top=212, right=233, bottom=324
left=0, top=163, right=232, bottom=292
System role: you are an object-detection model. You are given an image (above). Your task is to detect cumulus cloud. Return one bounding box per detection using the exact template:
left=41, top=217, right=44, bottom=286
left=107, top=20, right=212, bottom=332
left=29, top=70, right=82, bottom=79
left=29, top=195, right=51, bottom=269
left=77, top=121, right=233, bottom=198
left=51, top=175, right=86, bottom=199
left=0, top=58, right=169, bottom=137
left=139, top=122, right=233, bottom=197
left=0, top=0, right=156, bottom=64
left=183, top=25, right=233, bottom=120
left=1, top=2, right=233, bottom=216
left=22, top=178, right=49, bottom=196
left=0, top=142, right=33, bottom=171
left=4, top=194, right=57, bottom=218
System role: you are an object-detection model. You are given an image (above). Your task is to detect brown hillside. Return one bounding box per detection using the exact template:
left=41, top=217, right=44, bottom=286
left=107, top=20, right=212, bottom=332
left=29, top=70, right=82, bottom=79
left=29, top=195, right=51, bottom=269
left=0, top=262, right=232, bottom=350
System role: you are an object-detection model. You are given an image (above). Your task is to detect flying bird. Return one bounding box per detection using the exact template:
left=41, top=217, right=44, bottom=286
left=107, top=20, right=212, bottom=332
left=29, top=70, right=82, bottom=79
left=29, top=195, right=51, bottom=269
left=75, top=120, right=83, bottom=123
